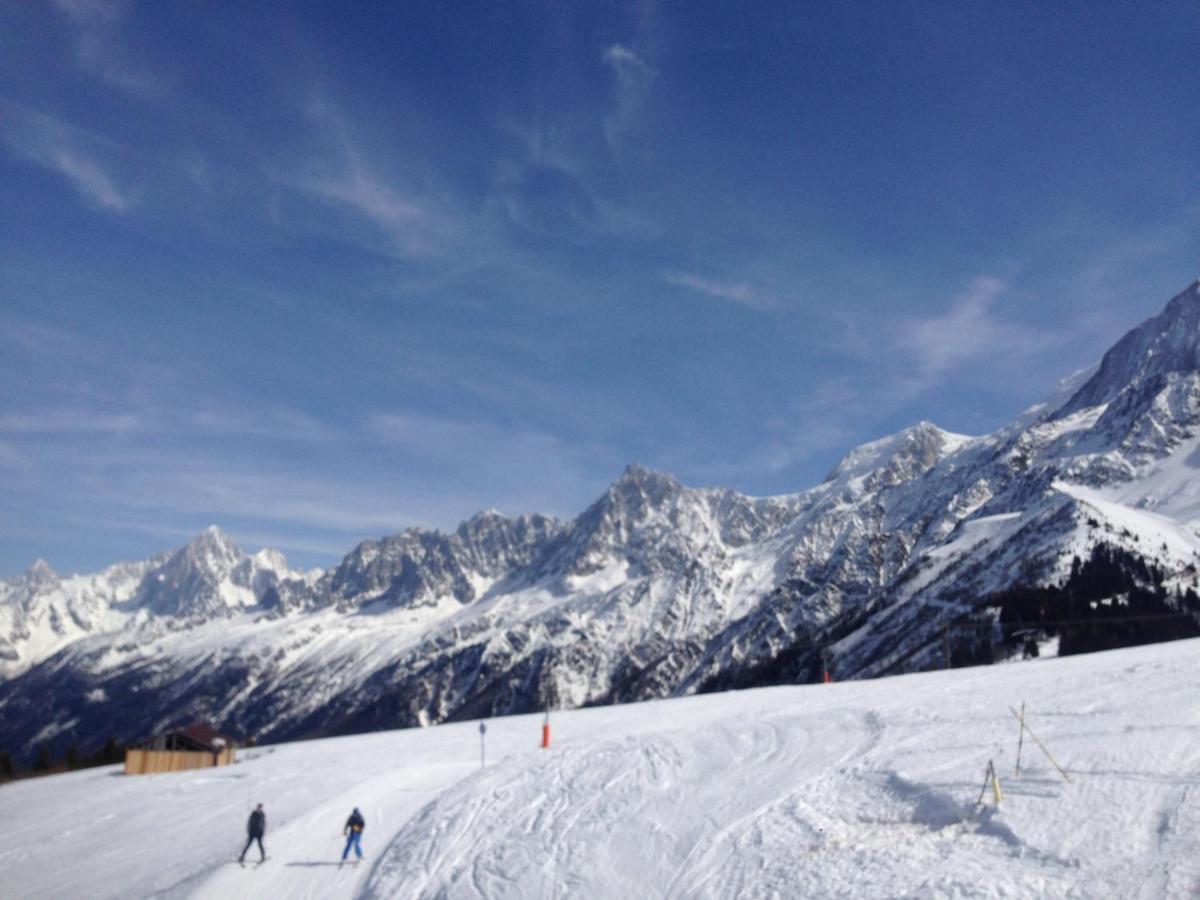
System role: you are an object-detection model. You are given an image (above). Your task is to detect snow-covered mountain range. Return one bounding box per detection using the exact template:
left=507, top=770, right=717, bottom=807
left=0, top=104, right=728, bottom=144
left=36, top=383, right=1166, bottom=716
left=3, top=280, right=1200, bottom=762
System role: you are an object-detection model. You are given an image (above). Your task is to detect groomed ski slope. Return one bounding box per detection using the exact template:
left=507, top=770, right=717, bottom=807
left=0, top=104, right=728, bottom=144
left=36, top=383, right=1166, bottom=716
left=2, top=640, right=1199, bottom=899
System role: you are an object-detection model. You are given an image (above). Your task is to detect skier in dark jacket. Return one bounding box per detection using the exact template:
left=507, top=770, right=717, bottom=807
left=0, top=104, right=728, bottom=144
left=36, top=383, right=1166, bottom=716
left=239, top=803, right=266, bottom=863
left=341, top=807, right=365, bottom=862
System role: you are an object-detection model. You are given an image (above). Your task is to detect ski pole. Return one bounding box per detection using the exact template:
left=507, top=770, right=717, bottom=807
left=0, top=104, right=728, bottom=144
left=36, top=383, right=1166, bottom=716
left=1015, top=701, right=1025, bottom=776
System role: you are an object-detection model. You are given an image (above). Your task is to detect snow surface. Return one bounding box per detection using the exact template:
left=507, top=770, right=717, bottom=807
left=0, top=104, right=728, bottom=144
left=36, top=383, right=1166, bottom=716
left=1054, top=480, right=1200, bottom=559
left=2, top=639, right=1199, bottom=899
left=1093, top=431, right=1200, bottom=526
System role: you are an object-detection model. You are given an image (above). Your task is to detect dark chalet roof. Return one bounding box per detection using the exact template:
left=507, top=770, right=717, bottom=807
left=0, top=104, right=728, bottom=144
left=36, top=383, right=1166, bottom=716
left=156, top=722, right=236, bottom=753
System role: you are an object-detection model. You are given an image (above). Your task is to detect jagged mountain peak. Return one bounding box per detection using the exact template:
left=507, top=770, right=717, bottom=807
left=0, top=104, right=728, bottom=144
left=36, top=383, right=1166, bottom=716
left=248, top=547, right=291, bottom=575
left=171, top=527, right=245, bottom=579
left=1164, top=277, right=1200, bottom=313
left=132, top=527, right=258, bottom=617
left=617, top=461, right=676, bottom=484
left=825, top=421, right=970, bottom=486
left=456, top=508, right=512, bottom=539
left=186, top=524, right=240, bottom=553
left=1057, top=280, right=1200, bottom=418
left=25, top=558, right=59, bottom=584
left=565, top=464, right=687, bottom=534
left=606, top=463, right=683, bottom=506
left=468, top=508, right=506, bottom=522
left=9, top=559, right=62, bottom=605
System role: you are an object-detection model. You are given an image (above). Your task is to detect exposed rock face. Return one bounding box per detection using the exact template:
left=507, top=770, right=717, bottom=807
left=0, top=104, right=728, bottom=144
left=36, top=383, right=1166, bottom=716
left=1058, top=280, right=1200, bottom=417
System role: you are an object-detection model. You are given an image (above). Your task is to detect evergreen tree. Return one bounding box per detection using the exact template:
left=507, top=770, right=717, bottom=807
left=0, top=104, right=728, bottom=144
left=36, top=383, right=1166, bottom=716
left=0, top=749, right=14, bottom=780
left=65, top=743, right=80, bottom=770
left=101, top=738, right=120, bottom=765
left=34, top=743, right=51, bottom=772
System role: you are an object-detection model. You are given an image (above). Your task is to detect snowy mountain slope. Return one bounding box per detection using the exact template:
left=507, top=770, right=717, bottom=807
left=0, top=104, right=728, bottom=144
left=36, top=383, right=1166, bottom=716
left=0, top=556, right=155, bottom=675
left=2, top=281, right=1200, bottom=764
left=0, top=527, right=315, bottom=679
left=708, top=283, right=1200, bottom=686
left=2, top=639, right=1198, bottom=899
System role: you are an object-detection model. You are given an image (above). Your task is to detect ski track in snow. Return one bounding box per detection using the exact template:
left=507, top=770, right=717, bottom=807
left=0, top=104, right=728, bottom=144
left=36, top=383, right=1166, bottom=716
left=3, top=640, right=1200, bottom=899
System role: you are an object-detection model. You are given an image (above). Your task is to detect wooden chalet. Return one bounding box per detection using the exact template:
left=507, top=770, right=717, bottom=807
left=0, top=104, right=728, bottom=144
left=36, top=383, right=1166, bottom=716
left=125, top=722, right=237, bottom=775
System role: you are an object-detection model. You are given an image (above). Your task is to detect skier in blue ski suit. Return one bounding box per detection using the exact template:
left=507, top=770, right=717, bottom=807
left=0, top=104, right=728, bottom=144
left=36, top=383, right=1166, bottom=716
left=342, top=808, right=365, bottom=861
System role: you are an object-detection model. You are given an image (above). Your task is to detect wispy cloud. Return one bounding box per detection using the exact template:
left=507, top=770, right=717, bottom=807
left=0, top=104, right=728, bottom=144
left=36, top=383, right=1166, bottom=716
left=0, top=410, right=142, bottom=435
left=309, top=171, right=421, bottom=227
left=367, top=411, right=585, bottom=473
left=44, top=147, right=132, bottom=211
left=897, top=276, right=1059, bottom=383
left=367, top=410, right=616, bottom=516
left=487, top=43, right=662, bottom=245
left=602, top=44, right=656, bottom=148
left=1, top=400, right=612, bottom=551
left=118, top=468, right=416, bottom=536
left=50, top=0, right=165, bottom=99
left=0, top=315, right=91, bottom=358
left=0, top=103, right=134, bottom=211
left=663, top=270, right=778, bottom=311
left=1069, top=221, right=1198, bottom=340
left=2, top=430, right=413, bottom=540
left=478, top=39, right=661, bottom=246
left=0, top=404, right=339, bottom=444
left=733, top=379, right=888, bottom=477
left=0, top=441, right=31, bottom=473
left=703, top=277, right=1066, bottom=481
left=651, top=374, right=873, bottom=486
left=306, top=168, right=434, bottom=255
left=901, top=276, right=1009, bottom=378
left=292, top=94, right=457, bottom=258
left=187, top=409, right=339, bottom=443
left=41, top=456, right=417, bottom=539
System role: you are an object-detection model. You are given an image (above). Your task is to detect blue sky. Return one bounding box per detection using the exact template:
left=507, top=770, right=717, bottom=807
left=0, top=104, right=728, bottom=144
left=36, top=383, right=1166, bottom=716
left=1, top=1, right=1197, bottom=576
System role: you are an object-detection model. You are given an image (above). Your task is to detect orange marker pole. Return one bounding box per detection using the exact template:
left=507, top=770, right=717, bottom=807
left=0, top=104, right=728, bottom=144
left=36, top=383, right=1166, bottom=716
left=541, top=711, right=551, bottom=749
